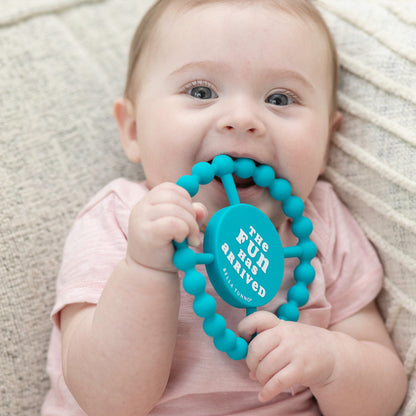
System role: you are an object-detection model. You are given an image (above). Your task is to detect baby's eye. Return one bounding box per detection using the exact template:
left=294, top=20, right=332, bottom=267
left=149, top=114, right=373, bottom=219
left=265, top=92, right=294, bottom=106
left=186, top=83, right=218, bottom=100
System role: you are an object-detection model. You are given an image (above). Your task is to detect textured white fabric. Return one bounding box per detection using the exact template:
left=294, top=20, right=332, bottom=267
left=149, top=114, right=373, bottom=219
left=314, top=1, right=416, bottom=414
left=0, top=0, right=102, bottom=26
left=0, top=1, right=152, bottom=415
left=0, top=0, right=414, bottom=415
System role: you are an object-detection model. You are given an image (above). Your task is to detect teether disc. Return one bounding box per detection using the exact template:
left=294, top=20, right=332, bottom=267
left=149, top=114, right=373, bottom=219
left=204, top=203, right=284, bottom=308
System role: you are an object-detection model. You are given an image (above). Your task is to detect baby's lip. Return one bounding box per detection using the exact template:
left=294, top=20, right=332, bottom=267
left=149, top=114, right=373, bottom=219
left=228, top=155, right=262, bottom=165
left=207, top=154, right=263, bottom=167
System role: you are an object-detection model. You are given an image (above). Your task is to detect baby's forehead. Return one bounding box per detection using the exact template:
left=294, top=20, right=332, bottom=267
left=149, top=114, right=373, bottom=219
left=153, top=1, right=330, bottom=46
left=128, top=0, right=337, bottom=108
left=158, top=0, right=336, bottom=95
left=150, top=1, right=333, bottom=70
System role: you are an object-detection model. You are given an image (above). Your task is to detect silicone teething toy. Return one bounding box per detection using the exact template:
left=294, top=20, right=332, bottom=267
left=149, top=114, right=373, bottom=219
left=173, top=155, right=317, bottom=361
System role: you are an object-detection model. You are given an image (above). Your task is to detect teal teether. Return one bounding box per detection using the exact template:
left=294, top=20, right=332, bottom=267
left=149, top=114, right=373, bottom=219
left=173, top=155, right=316, bottom=360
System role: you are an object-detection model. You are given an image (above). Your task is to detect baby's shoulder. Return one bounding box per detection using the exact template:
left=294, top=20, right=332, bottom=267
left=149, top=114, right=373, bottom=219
left=305, top=180, right=361, bottom=259
left=77, top=178, right=148, bottom=219
left=304, top=179, right=345, bottom=230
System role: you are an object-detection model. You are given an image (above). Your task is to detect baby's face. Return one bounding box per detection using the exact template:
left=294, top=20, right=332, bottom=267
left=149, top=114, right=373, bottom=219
left=128, top=2, right=336, bottom=226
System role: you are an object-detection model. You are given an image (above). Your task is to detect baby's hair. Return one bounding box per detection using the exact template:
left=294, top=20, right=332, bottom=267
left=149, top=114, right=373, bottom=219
left=124, top=0, right=339, bottom=113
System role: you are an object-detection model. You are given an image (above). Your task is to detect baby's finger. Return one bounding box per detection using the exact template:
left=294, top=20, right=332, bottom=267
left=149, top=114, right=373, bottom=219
left=238, top=311, right=280, bottom=341
left=147, top=183, right=195, bottom=214
left=151, top=215, right=196, bottom=247
left=193, top=202, right=208, bottom=225
left=247, top=334, right=283, bottom=379
left=144, top=184, right=202, bottom=246
left=258, top=364, right=297, bottom=402
left=149, top=204, right=200, bottom=246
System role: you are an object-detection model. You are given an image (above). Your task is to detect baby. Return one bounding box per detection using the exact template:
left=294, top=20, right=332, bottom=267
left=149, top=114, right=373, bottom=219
left=42, top=0, right=407, bottom=415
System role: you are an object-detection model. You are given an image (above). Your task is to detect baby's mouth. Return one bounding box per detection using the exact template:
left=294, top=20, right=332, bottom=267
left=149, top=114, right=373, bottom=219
left=210, top=156, right=260, bottom=189
left=215, top=175, right=255, bottom=189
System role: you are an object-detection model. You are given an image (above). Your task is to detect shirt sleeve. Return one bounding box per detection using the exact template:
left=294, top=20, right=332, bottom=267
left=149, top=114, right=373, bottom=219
left=51, top=179, right=145, bottom=328
left=313, top=183, right=384, bottom=326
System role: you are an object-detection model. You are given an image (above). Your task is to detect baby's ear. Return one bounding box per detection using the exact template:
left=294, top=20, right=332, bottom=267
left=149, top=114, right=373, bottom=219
left=320, top=111, right=343, bottom=174
left=331, top=110, right=343, bottom=136
left=113, top=97, right=141, bottom=163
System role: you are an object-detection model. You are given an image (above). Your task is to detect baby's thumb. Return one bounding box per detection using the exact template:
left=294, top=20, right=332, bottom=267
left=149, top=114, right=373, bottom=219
left=193, top=202, right=208, bottom=225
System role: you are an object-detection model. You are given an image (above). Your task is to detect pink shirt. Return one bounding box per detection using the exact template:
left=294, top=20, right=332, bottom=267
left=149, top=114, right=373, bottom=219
left=42, top=178, right=383, bottom=416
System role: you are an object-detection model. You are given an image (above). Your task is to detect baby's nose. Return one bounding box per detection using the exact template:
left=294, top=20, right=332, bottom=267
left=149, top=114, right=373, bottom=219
left=217, top=103, right=266, bottom=136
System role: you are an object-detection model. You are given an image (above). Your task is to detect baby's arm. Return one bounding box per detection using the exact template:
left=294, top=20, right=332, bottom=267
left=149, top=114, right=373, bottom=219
left=238, top=302, right=407, bottom=416
left=60, top=183, right=206, bottom=416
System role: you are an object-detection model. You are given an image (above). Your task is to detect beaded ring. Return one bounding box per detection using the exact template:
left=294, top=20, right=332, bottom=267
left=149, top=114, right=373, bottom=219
left=173, top=155, right=317, bottom=360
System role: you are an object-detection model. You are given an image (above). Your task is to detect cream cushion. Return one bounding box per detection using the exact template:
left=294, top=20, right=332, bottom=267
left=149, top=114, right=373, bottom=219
left=0, top=0, right=414, bottom=414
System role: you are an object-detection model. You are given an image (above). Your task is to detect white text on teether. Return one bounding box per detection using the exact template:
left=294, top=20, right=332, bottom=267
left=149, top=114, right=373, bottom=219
left=221, top=243, right=266, bottom=298
left=219, top=226, right=272, bottom=299
left=235, top=227, right=269, bottom=274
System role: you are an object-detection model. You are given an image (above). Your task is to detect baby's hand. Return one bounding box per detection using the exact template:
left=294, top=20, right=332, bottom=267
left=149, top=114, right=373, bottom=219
left=238, top=311, right=336, bottom=402
left=127, top=182, right=207, bottom=273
